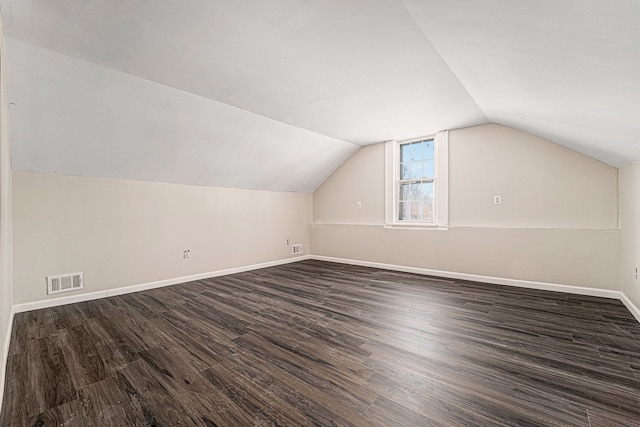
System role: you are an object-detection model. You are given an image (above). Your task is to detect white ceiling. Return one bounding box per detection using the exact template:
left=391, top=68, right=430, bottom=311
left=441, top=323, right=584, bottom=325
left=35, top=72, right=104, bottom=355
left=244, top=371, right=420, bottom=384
left=1, top=0, right=638, bottom=191
left=402, top=0, right=640, bottom=166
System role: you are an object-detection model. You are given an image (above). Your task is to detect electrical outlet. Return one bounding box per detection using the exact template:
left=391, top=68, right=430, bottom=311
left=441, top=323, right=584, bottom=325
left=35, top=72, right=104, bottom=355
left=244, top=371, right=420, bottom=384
left=635, top=267, right=638, bottom=280
left=493, top=195, right=502, bottom=205
left=286, top=239, right=290, bottom=246
left=183, top=249, right=190, bottom=259
left=356, top=201, right=362, bottom=209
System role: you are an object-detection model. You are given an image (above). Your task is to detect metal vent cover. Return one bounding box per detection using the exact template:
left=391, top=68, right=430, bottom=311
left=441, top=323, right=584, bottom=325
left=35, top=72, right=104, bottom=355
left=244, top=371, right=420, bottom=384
left=47, top=272, right=84, bottom=295
left=292, top=244, right=303, bottom=255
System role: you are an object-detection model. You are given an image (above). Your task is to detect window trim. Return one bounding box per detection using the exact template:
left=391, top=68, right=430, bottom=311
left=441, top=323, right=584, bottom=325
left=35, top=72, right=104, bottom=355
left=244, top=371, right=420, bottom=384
left=385, top=131, right=448, bottom=228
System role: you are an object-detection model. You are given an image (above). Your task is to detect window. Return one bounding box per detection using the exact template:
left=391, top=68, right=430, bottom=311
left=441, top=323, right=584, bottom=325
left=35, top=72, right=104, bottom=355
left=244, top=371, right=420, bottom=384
left=385, top=131, right=448, bottom=227
left=398, top=139, right=435, bottom=222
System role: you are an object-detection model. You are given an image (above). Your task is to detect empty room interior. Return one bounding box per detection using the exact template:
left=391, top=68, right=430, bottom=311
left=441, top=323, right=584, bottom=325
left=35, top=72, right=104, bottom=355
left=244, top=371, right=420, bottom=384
left=0, top=0, right=639, bottom=426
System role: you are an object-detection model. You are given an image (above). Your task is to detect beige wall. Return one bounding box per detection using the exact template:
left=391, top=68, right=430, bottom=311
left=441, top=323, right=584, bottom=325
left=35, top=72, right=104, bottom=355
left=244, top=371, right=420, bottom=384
left=449, top=125, right=618, bottom=228
left=0, top=14, right=14, bottom=409
left=13, top=172, right=311, bottom=304
left=314, top=143, right=385, bottom=225
left=311, top=225, right=619, bottom=289
left=312, top=124, right=620, bottom=289
left=620, top=162, right=640, bottom=308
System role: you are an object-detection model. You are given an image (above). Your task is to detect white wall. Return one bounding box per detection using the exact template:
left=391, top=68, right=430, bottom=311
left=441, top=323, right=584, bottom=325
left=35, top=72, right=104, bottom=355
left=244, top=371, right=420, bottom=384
left=0, top=13, right=14, bottom=412
left=13, top=172, right=311, bottom=304
left=620, top=162, right=640, bottom=309
left=312, top=124, right=620, bottom=289
left=6, top=39, right=358, bottom=193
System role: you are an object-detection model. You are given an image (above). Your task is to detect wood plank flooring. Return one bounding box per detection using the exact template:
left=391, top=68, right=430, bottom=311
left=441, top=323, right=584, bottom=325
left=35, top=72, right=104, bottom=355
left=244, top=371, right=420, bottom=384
left=2, top=260, right=640, bottom=426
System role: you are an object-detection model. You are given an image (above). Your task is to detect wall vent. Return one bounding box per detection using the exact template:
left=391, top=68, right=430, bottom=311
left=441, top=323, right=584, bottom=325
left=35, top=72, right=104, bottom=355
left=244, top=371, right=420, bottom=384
left=47, top=272, right=84, bottom=295
left=292, top=244, right=303, bottom=255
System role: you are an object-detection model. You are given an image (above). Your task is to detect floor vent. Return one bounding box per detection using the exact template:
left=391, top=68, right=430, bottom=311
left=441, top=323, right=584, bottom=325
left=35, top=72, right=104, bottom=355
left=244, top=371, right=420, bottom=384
left=47, top=272, right=84, bottom=295
left=292, top=244, right=303, bottom=255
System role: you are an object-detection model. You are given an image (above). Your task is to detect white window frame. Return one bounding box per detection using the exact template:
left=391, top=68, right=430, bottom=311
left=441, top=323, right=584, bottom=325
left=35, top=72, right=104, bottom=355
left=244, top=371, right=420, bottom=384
left=385, top=131, right=448, bottom=228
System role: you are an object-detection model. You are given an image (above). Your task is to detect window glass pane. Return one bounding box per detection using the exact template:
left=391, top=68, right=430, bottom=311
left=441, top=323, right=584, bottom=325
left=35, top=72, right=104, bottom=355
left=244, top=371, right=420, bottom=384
left=411, top=183, right=422, bottom=199
left=410, top=162, right=422, bottom=179
left=399, top=183, right=406, bottom=201
left=400, top=182, right=413, bottom=201
left=422, top=160, right=434, bottom=178
left=398, top=182, right=434, bottom=222
left=423, top=140, right=434, bottom=160
left=400, top=163, right=410, bottom=180
left=419, top=182, right=433, bottom=202
left=420, top=182, right=434, bottom=221
left=422, top=202, right=434, bottom=221
left=411, top=142, right=422, bottom=161
left=412, top=200, right=423, bottom=220
left=400, top=200, right=417, bottom=221
left=400, top=144, right=411, bottom=163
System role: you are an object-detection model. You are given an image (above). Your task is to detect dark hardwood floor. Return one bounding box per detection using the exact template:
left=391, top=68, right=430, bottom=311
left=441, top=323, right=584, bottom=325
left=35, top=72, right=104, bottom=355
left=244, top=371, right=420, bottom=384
left=1, top=260, right=640, bottom=426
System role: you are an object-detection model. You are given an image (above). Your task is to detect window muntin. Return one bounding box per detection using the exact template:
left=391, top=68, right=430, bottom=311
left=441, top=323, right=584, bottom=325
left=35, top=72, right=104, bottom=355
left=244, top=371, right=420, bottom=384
left=397, top=139, right=435, bottom=222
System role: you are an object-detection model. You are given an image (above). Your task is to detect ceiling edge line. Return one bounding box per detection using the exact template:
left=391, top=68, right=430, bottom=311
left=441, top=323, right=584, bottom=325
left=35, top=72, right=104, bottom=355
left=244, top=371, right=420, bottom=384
left=399, top=1, right=489, bottom=124
left=5, top=35, right=363, bottom=150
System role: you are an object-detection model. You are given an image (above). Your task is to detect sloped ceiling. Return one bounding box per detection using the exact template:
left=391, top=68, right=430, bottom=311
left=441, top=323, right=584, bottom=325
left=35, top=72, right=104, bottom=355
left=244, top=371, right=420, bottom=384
left=1, top=0, right=638, bottom=192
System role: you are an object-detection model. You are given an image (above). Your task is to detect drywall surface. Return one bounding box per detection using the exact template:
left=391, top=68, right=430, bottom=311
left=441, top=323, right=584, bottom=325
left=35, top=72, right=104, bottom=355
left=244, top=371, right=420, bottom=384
left=314, top=144, right=385, bottom=225
left=1, top=1, right=487, bottom=145
left=13, top=172, right=311, bottom=304
left=6, top=39, right=358, bottom=193
left=620, top=162, right=640, bottom=308
left=312, top=124, right=620, bottom=289
left=0, top=13, right=14, bottom=411
left=401, top=0, right=640, bottom=167
left=449, top=124, right=618, bottom=228
left=311, top=224, right=619, bottom=289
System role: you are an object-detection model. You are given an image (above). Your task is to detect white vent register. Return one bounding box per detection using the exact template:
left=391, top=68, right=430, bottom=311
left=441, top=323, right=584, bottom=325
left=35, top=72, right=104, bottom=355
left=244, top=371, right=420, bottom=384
left=292, top=244, right=303, bottom=255
left=47, top=272, right=84, bottom=295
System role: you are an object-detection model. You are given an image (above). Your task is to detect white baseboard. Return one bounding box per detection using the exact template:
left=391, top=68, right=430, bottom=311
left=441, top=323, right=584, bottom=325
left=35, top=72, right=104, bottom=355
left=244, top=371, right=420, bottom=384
left=13, top=289, right=110, bottom=313
left=9, top=253, right=640, bottom=316
left=310, top=255, right=622, bottom=300
left=13, top=256, right=310, bottom=313
left=620, top=292, right=640, bottom=324
left=0, top=304, right=15, bottom=414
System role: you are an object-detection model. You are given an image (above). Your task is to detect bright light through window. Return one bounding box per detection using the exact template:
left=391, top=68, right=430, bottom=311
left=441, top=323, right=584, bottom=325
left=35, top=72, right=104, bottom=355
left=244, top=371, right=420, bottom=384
left=385, top=131, right=448, bottom=227
left=398, top=139, right=435, bottom=222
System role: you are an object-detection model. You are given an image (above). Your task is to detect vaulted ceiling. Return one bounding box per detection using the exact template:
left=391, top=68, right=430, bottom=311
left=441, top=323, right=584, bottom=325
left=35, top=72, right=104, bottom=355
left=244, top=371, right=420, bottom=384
left=1, top=0, right=638, bottom=192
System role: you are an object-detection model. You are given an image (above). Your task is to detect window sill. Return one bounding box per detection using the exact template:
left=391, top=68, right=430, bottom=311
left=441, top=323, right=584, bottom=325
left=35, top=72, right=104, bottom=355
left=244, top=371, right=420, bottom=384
left=384, top=223, right=449, bottom=231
